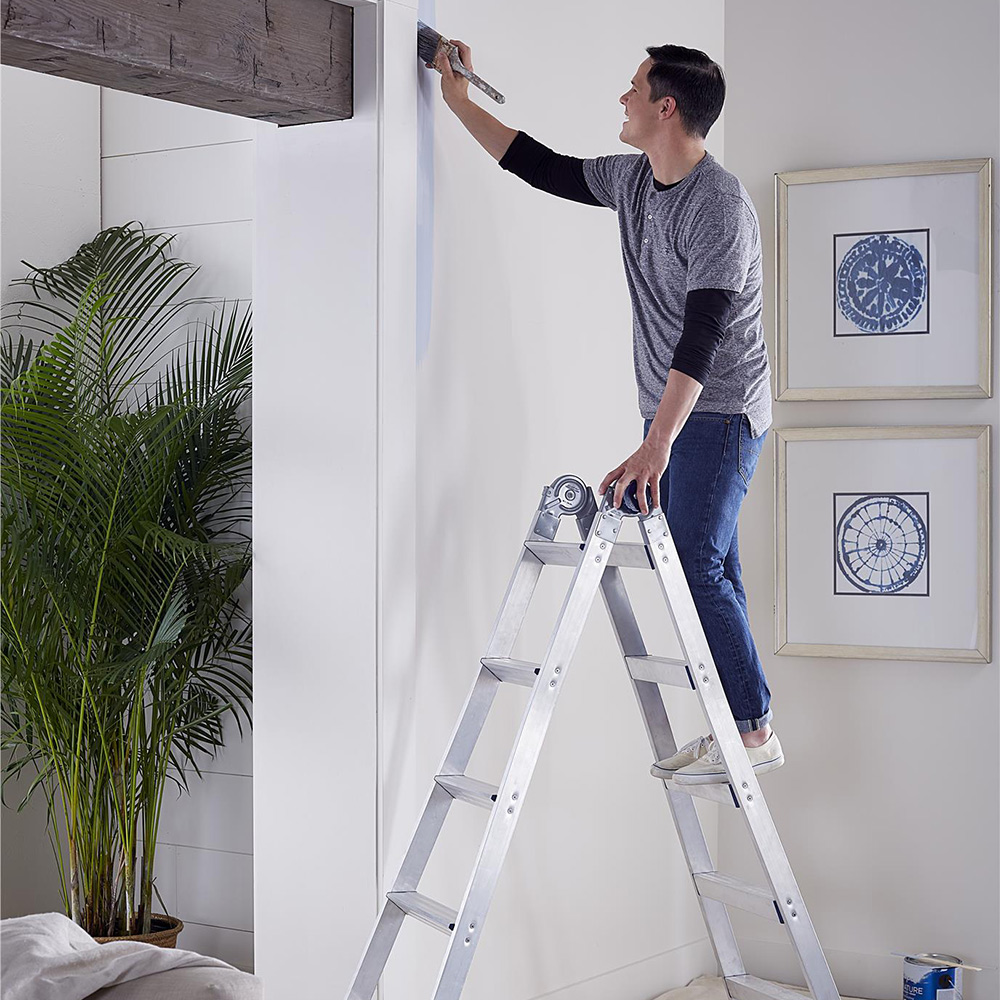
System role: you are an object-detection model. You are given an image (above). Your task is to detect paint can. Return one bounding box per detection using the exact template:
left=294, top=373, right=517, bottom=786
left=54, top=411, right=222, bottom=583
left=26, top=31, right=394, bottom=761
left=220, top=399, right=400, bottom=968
left=903, top=954, right=963, bottom=1000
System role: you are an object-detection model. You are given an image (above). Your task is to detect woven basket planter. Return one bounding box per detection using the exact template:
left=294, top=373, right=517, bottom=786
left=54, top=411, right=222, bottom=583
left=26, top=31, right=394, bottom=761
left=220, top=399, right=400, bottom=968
left=93, top=913, right=184, bottom=949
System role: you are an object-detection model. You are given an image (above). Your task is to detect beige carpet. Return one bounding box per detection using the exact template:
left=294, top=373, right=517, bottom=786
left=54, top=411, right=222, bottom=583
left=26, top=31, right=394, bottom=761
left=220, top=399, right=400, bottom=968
left=653, top=975, right=870, bottom=999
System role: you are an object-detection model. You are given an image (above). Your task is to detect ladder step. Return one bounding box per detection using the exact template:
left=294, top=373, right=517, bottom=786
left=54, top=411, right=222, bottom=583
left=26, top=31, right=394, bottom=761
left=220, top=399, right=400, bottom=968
left=726, top=974, right=810, bottom=1000
left=524, top=539, right=653, bottom=570
left=669, top=781, right=740, bottom=808
left=481, top=657, right=540, bottom=687
left=434, top=774, right=499, bottom=810
left=386, top=891, right=457, bottom=935
left=692, top=872, right=783, bottom=923
left=625, top=654, right=695, bottom=689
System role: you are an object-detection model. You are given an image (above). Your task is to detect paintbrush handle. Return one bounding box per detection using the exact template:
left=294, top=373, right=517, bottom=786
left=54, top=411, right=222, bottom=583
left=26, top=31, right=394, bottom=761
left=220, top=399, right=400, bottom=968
left=447, top=47, right=505, bottom=105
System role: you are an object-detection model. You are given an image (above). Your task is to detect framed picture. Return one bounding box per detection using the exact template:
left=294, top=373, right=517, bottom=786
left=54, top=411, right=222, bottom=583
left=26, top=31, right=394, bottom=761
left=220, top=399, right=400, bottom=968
left=775, top=425, right=991, bottom=662
left=775, top=158, right=992, bottom=400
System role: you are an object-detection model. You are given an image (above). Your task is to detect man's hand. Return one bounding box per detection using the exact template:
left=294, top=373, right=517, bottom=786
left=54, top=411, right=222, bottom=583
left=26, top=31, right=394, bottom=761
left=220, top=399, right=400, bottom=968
left=599, top=438, right=671, bottom=515
left=430, top=38, right=472, bottom=107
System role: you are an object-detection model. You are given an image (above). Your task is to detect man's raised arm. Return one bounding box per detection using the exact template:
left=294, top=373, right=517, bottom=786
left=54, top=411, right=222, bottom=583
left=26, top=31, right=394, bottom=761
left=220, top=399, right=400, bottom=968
left=432, top=40, right=603, bottom=207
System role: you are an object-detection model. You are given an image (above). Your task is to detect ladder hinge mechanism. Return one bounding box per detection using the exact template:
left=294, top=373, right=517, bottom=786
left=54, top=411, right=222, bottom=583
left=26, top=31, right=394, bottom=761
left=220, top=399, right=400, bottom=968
left=530, top=476, right=597, bottom=540
left=595, top=507, right=625, bottom=542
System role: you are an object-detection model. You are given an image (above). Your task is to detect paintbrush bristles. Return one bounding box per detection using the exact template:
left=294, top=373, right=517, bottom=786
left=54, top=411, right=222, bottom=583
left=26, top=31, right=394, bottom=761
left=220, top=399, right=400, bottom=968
left=416, top=20, right=506, bottom=105
left=416, top=21, right=447, bottom=65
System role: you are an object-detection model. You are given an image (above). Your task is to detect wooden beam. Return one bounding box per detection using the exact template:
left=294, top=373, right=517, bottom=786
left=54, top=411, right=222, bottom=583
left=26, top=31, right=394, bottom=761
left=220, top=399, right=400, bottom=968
left=2, top=0, right=353, bottom=125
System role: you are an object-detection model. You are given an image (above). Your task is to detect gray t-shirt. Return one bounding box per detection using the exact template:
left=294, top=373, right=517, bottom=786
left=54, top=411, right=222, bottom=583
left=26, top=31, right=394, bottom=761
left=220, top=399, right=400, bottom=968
left=581, top=150, right=772, bottom=438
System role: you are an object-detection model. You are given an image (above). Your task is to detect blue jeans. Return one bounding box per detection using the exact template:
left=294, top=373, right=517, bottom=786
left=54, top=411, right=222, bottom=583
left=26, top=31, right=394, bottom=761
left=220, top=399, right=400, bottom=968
left=643, top=412, right=772, bottom=732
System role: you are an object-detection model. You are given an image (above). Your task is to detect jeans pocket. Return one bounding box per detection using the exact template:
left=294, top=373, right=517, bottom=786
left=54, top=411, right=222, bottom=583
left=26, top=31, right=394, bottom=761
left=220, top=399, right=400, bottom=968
left=737, top=415, right=763, bottom=488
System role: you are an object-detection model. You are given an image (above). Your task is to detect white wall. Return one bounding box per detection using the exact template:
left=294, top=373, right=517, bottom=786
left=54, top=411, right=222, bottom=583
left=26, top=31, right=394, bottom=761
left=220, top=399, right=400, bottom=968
left=386, top=4, right=728, bottom=998
left=252, top=0, right=397, bottom=994
left=0, top=65, right=101, bottom=920
left=719, top=3, right=999, bottom=999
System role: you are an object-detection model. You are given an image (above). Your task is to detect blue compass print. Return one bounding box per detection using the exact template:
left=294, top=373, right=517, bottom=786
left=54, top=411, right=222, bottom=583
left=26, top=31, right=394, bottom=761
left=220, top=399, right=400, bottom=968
left=834, top=493, right=928, bottom=595
left=835, top=231, right=928, bottom=335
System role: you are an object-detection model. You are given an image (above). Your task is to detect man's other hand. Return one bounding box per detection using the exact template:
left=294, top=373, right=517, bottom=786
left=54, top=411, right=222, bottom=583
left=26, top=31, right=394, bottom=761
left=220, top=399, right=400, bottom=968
left=600, top=439, right=671, bottom=514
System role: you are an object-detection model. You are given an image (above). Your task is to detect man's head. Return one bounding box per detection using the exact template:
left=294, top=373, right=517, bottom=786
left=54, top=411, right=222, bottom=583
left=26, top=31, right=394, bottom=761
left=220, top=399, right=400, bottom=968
left=619, top=45, right=725, bottom=150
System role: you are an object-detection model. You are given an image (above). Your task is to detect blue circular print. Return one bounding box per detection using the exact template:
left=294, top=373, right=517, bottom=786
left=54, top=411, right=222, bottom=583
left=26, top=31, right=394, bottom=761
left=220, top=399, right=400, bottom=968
left=836, top=234, right=927, bottom=333
left=836, top=494, right=927, bottom=594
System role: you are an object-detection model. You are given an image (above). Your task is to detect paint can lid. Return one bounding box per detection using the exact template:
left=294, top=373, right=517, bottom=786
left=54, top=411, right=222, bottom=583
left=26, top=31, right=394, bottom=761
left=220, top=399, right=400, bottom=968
left=906, top=954, right=964, bottom=968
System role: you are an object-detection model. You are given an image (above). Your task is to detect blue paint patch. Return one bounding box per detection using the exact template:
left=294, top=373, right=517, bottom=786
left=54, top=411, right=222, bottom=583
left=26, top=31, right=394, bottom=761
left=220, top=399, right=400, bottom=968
left=416, top=0, right=436, bottom=363
left=836, top=232, right=928, bottom=334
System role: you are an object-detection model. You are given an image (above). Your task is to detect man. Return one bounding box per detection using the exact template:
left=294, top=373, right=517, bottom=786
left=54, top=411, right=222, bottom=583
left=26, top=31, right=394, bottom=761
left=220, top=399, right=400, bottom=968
left=430, top=40, right=782, bottom=783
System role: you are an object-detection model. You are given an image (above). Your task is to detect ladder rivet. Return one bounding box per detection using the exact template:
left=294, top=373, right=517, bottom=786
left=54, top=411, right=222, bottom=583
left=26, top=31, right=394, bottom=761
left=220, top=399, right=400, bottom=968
left=554, top=666, right=561, bottom=674
left=549, top=680, right=557, bottom=687
left=507, top=806, right=514, bottom=814
left=469, top=922, right=476, bottom=929
left=511, top=793, right=518, bottom=800
left=658, top=543, right=664, bottom=550
left=786, top=898, right=792, bottom=905
left=698, top=663, right=706, bottom=670
left=746, top=794, right=753, bottom=801
left=701, top=676, right=709, bottom=684
left=600, top=542, right=606, bottom=549
left=465, top=937, right=472, bottom=945
left=596, top=555, right=602, bottom=563
left=791, top=910, right=797, bottom=918
left=662, top=556, right=669, bottom=563
left=742, top=782, right=749, bottom=789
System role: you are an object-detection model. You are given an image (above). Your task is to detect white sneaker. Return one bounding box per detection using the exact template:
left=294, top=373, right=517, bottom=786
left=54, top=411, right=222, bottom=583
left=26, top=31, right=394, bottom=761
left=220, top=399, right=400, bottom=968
left=673, top=731, right=784, bottom=785
left=650, top=734, right=714, bottom=780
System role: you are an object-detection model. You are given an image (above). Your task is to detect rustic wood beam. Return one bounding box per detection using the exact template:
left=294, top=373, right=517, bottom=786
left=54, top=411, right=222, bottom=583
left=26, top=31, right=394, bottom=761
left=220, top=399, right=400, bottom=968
left=2, top=0, right=353, bottom=125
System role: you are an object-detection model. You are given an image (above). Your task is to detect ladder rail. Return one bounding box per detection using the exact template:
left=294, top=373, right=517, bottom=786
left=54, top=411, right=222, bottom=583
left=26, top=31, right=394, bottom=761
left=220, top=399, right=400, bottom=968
left=576, top=510, right=745, bottom=980
left=429, top=503, right=620, bottom=999
left=345, top=531, right=545, bottom=1000
left=638, top=512, right=840, bottom=1000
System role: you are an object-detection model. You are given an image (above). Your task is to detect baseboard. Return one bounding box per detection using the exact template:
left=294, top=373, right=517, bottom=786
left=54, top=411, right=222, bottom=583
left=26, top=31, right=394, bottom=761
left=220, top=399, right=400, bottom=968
left=524, top=937, right=717, bottom=1000
left=736, top=937, right=990, bottom=1000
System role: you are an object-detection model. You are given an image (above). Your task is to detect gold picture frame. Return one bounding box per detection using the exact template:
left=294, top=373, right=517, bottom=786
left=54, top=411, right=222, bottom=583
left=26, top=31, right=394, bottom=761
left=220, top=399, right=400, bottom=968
left=775, top=158, right=992, bottom=400
left=774, top=424, right=991, bottom=662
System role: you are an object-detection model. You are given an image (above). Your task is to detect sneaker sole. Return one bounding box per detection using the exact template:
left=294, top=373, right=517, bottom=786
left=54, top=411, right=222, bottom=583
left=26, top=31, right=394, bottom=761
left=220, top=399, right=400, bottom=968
left=649, top=763, right=687, bottom=780
left=673, top=754, right=784, bottom=785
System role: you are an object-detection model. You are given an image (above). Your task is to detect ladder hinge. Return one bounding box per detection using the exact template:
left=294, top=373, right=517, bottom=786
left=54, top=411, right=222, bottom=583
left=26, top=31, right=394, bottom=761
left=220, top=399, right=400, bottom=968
left=531, top=509, right=560, bottom=540
left=641, top=512, right=669, bottom=546
left=595, top=508, right=624, bottom=542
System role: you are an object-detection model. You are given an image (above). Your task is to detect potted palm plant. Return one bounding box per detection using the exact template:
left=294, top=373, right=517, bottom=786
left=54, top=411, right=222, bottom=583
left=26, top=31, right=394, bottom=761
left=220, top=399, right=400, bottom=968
left=1, top=223, right=253, bottom=943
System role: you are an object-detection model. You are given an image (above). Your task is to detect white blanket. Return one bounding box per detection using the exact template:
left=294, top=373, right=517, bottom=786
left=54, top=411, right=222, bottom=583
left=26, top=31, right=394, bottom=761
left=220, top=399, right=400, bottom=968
left=1, top=912, right=240, bottom=1000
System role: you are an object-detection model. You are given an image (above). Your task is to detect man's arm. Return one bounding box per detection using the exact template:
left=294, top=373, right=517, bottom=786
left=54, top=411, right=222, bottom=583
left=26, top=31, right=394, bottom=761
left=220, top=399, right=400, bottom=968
left=647, top=287, right=736, bottom=447
left=431, top=39, right=517, bottom=159
left=432, top=40, right=602, bottom=206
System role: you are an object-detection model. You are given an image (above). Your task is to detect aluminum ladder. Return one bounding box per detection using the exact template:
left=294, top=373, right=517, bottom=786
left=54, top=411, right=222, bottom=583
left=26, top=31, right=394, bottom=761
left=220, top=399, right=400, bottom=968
left=346, top=475, right=841, bottom=1000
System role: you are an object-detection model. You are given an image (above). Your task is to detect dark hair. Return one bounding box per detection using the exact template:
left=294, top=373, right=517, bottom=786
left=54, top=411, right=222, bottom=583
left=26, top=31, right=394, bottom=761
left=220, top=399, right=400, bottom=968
left=645, top=44, right=725, bottom=139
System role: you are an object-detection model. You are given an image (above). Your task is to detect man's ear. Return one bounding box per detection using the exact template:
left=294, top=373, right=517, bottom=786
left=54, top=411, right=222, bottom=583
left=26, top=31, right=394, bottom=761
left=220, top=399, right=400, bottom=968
left=658, top=97, right=674, bottom=119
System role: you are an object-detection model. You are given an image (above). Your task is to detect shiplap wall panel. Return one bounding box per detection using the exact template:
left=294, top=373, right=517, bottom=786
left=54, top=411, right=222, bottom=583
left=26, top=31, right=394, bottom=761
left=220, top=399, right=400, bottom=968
left=179, top=923, right=255, bottom=972
left=175, top=847, right=253, bottom=931
left=147, top=221, right=253, bottom=301
left=0, top=67, right=101, bottom=921
left=102, top=87, right=255, bottom=156
left=156, top=771, right=254, bottom=856
left=191, top=711, right=254, bottom=777
left=101, top=85, right=255, bottom=971
left=140, top=840, right=179, bottom=915
left=102, top=142, right=253, bottom=230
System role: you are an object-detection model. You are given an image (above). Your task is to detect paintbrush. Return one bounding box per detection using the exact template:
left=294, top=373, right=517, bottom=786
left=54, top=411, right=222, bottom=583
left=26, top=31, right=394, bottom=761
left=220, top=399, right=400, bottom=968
left=417, top=21, right=505, bottom=105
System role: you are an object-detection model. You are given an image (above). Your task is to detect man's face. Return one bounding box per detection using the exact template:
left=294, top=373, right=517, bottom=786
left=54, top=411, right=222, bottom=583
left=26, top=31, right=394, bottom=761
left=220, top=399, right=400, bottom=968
left=619, top=57, right=668, bottom=149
